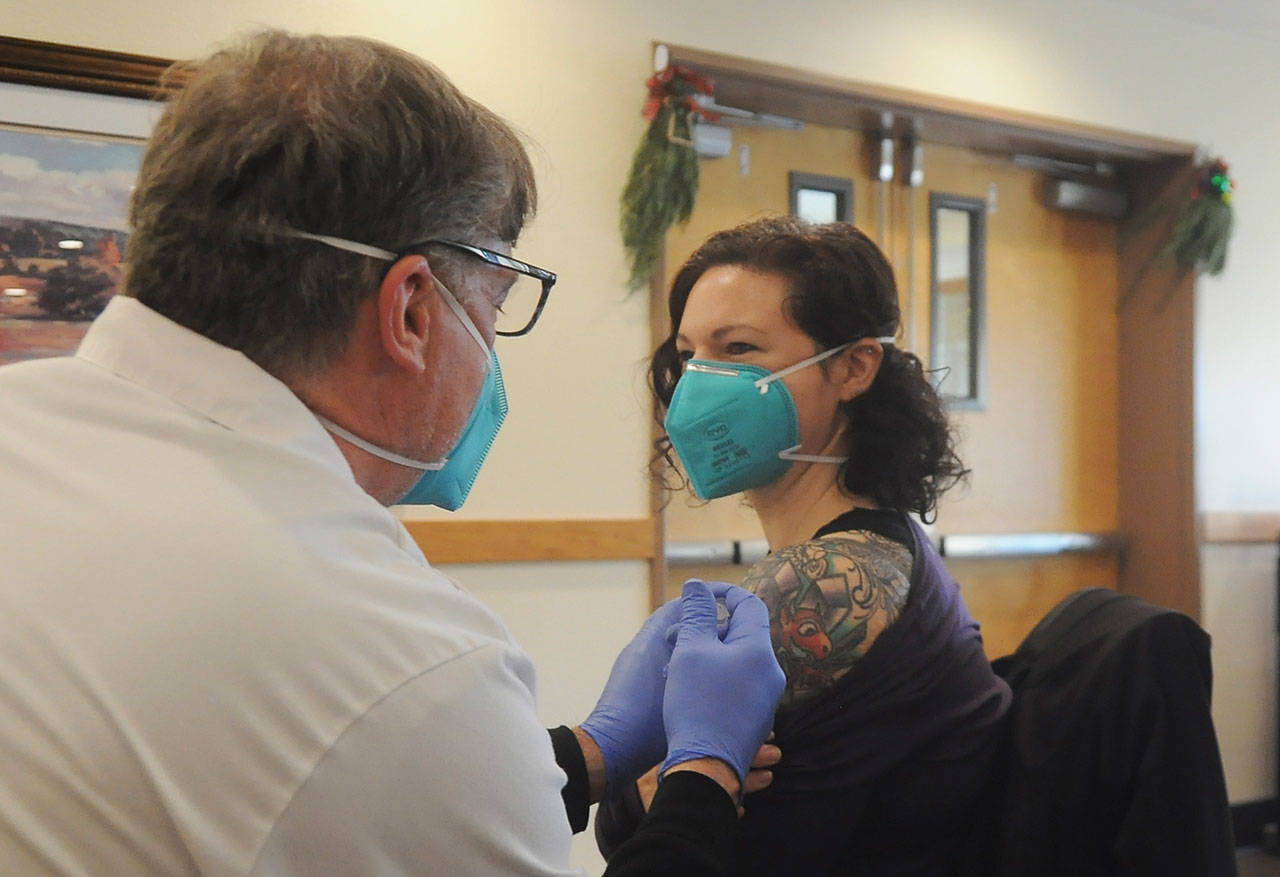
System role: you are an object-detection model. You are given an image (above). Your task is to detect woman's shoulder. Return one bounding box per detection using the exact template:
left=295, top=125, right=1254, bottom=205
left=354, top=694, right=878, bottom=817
left=742, top=528, right=913, bottom=708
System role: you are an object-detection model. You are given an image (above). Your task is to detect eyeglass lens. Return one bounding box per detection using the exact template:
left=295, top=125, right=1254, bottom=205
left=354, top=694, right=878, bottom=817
left=493, top=271, right=543, bottom=336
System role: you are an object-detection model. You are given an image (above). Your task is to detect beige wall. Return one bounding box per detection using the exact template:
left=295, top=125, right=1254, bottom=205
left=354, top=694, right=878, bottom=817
left=1203, top=543, right=1277, bottom=802
left=4, top=1, right=1277, bottom=867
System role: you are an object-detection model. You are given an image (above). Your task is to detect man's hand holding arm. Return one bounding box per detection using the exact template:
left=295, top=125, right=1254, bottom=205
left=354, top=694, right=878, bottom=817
left=602, top=581, right=786, bottom=875
left=577, top=595, right=683, bottom=795
left=659, top=581, right=786, bottom=797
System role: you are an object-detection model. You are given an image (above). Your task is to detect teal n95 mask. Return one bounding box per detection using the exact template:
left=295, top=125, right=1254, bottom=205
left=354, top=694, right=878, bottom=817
left=664, top=338, right=894, bottom=500
left=285, top=228, right=507, bottom=511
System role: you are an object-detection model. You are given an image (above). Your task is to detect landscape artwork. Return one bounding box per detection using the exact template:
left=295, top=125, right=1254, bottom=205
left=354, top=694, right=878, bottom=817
left=0, top=125, right=144, bottom=365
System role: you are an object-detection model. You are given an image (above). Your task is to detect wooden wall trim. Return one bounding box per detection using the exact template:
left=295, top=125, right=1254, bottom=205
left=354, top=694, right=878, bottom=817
left=402, top=518, right=655, bottom=565
left=1201, top=512, right=1280, bottom=545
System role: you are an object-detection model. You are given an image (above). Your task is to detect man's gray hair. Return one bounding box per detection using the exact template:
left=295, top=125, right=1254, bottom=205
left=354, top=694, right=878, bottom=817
left=125, top=31, right=536, bottom=379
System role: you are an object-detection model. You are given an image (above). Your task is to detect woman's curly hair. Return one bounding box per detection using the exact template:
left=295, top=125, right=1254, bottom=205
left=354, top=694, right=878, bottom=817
left=650, top=215, right=967, bottom=521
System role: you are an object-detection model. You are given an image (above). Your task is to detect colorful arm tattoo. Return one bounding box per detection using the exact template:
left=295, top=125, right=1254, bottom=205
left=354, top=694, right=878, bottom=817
left=742, top=530, right=912, bottom=708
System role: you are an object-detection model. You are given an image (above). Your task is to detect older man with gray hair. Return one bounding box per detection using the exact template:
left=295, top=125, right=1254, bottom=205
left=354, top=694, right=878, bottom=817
left=0, top=31, right=783, bottom=875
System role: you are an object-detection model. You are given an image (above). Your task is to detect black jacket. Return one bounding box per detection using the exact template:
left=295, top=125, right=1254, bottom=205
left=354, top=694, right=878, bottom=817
left=978, top=587, right=1236, bottom=876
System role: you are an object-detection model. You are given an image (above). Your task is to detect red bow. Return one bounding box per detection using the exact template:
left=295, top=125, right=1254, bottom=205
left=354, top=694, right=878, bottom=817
left=641, top=65, right=720, bottom=123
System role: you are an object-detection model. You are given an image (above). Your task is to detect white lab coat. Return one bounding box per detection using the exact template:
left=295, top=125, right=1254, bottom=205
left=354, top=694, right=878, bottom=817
left=0, top=297, right=580, bottom=875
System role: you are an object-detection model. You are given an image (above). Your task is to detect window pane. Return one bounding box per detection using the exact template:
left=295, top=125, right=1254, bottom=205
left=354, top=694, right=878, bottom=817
left=795, top=188, right=839, bottom=224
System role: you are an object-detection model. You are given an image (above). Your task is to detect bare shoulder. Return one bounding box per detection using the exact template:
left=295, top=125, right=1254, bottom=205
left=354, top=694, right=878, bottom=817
left=742, top=530, right=912, bottom=708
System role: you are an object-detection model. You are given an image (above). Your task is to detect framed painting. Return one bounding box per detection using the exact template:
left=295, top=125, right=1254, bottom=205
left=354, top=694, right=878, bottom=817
left=0, top=36, right=178, bottom=365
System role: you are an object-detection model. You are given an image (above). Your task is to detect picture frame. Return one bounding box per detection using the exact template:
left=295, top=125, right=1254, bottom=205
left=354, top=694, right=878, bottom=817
left=0, top=35, right=182, bottom=99
left=0, top=36, right=177, bottom=364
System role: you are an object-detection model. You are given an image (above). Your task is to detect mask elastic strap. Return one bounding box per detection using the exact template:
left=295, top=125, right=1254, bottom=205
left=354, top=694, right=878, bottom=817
left=314, top=415, right=446, bottom=471
left=753, top=342, right=853, bottom=393
left=434, top=280, right=489, bottom=356
left=752, top=336, right=898, bottom=394
left=282, top=228, right=397, bottom=261
left=779, top=445, right=848, bottom=465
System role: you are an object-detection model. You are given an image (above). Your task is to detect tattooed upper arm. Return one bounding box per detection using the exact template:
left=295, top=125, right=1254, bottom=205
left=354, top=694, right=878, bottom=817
left=742, top=530, right=912, bottom=708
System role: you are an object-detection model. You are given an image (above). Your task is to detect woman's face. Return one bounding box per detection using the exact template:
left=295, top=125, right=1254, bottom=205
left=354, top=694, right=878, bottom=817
left=674, top=264, right=853, bottom=460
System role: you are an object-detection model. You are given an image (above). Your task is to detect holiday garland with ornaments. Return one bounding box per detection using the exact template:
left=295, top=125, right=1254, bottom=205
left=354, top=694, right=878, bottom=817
left=1123, top=156, right=1236, bottom=308
left=619, top=66, right=719, bottom=291
left=1159, top=158, right=1234, bottom=277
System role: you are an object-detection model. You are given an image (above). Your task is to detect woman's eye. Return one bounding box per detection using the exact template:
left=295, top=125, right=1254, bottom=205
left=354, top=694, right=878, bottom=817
left=724, top=341, right=757, bottom=355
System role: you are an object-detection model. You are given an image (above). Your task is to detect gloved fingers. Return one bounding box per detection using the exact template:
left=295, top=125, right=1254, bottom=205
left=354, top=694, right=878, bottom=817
left=641, top=594, right=683, bottom=634
left=720, top=592, right=772, bottom=644
left=662, top=581, right=705, bottom=645
left=682, top=582, right=756, bottom=642
left=718, top=583, right=758, bottom=614
left=699, top=579, right=735, bottom=598
left=677, top=579, right=719, bottom=640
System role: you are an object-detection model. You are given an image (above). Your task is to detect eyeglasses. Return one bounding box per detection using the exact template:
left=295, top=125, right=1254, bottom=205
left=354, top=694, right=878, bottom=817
left=410, top=240, right=556, bottom=337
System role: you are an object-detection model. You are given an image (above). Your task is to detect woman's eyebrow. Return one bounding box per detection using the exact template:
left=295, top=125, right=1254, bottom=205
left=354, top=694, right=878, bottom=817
left=675, top=323, right=766, bottom=345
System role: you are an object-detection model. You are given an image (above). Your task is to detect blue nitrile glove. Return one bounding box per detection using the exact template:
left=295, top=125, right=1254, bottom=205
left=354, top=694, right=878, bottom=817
left=580, top=595, right=684, bottom=789
left=665, top=578, right=734, bottom=644
left=660, top=580, right=785, bottom=787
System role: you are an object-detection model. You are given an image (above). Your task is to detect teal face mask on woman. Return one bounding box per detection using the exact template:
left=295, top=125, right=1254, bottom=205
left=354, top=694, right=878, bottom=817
left=284, top=228, right=507, bottom=511
left=664, top=338, right=894, bottom=501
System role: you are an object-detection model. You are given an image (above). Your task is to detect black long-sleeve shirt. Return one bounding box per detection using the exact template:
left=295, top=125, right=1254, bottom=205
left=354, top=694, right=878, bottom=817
left=549, top=726, right=738, bottom=875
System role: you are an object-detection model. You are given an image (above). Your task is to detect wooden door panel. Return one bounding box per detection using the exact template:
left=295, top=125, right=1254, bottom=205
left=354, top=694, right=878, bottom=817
left=920, top=144, right=1120, bottom=534
left=951, top=555, right=1119, bottom=659
left=917, top=143, right=1121, bottom=646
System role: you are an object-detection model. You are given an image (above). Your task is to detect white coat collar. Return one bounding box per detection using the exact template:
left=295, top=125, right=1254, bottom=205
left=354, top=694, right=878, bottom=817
left=75, top=296, right=353, bottom=479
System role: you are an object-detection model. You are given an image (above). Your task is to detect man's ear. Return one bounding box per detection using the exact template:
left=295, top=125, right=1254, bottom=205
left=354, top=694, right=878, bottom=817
left=376, top=255, right=435, bottom=374
left=835, top=340, right=886, bottom=402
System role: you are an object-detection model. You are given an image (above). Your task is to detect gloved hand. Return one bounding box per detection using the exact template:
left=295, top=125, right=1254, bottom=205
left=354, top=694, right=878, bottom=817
left=660, top=580, right=785, bottom=789
left=579, top=594, right=683, bottom=789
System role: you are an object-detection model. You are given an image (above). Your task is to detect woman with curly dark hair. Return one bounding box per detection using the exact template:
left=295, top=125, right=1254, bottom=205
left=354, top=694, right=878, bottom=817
left=597, top=216, right=1011, bottom=875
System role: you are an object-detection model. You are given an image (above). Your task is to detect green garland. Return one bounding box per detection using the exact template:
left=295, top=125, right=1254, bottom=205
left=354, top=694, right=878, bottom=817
left=1158, top=158, right=1234, bottom=277
left=620, top=67, right=717, bottom=292
left=1122, top=157, right=1235, bottom=308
